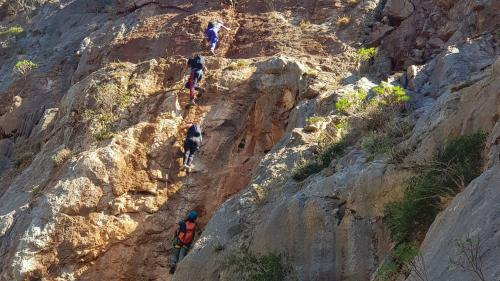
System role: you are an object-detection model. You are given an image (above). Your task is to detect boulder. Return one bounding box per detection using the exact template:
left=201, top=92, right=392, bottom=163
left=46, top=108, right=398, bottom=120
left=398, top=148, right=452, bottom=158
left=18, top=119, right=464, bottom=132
left=427, top=37, right=445, bottom=49
left=368, top=22, right=395, bottom=45
left=382, top=0, right=415, bottom=20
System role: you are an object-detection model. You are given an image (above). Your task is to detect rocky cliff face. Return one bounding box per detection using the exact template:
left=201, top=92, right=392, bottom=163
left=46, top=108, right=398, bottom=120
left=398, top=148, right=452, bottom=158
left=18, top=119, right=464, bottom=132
left=0, top=0, right=498, bottom=281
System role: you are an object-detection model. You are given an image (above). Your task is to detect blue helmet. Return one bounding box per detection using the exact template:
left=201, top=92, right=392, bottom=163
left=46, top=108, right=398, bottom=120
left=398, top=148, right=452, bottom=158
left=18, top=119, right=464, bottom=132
left=187, top=210, right=198, bottom=221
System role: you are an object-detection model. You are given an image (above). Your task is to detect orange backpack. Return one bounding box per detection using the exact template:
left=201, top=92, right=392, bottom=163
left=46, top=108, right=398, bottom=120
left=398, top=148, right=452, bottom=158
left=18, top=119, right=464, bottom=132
left=177, top=221, right=196, bottom=245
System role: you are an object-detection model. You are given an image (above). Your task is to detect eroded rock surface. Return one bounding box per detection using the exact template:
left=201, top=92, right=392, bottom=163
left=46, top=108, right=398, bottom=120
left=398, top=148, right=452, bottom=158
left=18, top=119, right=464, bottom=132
left=0, top=0, right=498, bottom=280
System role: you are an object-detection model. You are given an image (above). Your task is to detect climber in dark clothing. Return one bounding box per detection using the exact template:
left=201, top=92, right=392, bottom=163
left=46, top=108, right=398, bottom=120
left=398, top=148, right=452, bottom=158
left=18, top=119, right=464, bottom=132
left=183, top=124, right=202, bottom=172
left=184, top=55, right=206, bottom=105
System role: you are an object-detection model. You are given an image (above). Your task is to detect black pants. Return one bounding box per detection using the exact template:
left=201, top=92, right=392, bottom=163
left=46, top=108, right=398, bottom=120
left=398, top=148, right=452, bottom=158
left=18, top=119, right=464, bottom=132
left=183, top=141, right=199, bottom=166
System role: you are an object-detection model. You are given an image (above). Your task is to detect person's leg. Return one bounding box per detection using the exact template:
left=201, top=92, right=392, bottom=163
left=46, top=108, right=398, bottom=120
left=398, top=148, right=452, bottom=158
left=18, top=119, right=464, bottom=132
left=194, top=71, right=203, bottom=97
left=183, top=147, right=191, bottom=167
left=178, top=246, right=187, bottom=262
left=186, top=146, right=198, bottom=166
left=192, top=75, right=200, bottom=101
left=187, top=71, right=195, bottom=101
left=189, top=85, right=195, bottom=101
left=171, top=246, right=180, bottom=267
left=210, top=36, right=218, bottom=53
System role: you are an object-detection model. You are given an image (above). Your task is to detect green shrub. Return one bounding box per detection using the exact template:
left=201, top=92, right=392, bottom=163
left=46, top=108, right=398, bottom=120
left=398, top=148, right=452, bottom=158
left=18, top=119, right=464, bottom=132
left=51, top=148, right=72, bottom=166
left=362, top=132, right=393, bottom=156
left=371, top=82, right=409, bottom=106
left=376, top=243, right=419, bottom=280
left=362, top=118, right=415, bottom=159
left=82, top=74, right=135, bottom=141
left=292, top=141, right=346, bottom=181
left=292, top=159, right=323, bottom=181
left=0, top=26, right=24, bottom=37
left=13, top=59, right=38, bottom=77
left=335, top=119, right=349, bottom=132
left=306, top=116, right=326, bottom=125
left=384, top=133, right=486, bottom=245
left=225, top=252, right=289, bottom=281
left=356, top=47, right=378, bottom=61
left=320, top=141, right=346, bottom=167
left=448, top=234, right=487, bottom=281
left=335, top=89, right=367, bottom=114
left=335, top=97, right=351, bottom=113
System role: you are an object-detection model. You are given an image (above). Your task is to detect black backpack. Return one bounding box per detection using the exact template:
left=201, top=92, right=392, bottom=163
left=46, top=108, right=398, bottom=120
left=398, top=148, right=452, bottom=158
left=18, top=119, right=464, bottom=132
left=207, top=22, right=214, bottom=30
left=188, top=55, right=204, bottom=70
left=187, top=124, right=202, bottom=138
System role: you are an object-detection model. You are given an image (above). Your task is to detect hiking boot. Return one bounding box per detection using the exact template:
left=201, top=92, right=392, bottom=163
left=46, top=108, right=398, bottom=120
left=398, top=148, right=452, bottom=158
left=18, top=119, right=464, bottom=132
left=185, top=165, right=191, bottom=173
left=169, top=265, right=176, bottom=274
left=189, top=99, right=196, bottom=105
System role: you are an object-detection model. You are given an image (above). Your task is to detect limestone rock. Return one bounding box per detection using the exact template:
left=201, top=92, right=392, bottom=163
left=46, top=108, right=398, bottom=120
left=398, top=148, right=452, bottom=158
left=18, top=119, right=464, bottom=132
left=0, top=0, right=499, bottom=280
left=427, top=37, right=445, bottom=49
left=406, top=167, right=500, bottom=281
left=368, top=22, right=395, bottom=45
left=382, top=0, right=414, bottom=20
left=0, top=139, right=13, bottom=157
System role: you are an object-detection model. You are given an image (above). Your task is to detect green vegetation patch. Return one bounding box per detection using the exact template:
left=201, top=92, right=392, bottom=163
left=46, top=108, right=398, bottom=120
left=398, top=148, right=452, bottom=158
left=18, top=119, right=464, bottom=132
left=292, top=140, right=346, bottom=181
left=356, top=47, right=378, bottom=62
left=384, top=133, right=486, bottom=245
left=371, top=82, right=409, bottom=106
left=335, top=88, right=367, bottom=114
left=51, top=148, right=73, bottom=166
left=0, top=26, right=24, bottom=37
left=306, top=116, right=327, bottom=125
left=82, top=69, right=135, bottom=141
left=362, top=117, right=414, bottom=159
left=13, top=59, right=38, bottom=77
left=376, top=243, right=419, bottom=280
left=362, top=132, right=393, bottom=156
left=225, top=252, right=290, bottom=281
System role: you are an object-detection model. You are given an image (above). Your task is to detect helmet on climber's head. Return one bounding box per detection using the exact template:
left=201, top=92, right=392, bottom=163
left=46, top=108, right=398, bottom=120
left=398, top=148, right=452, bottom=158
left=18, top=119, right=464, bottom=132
left=187, top=210, right=198, bottom=222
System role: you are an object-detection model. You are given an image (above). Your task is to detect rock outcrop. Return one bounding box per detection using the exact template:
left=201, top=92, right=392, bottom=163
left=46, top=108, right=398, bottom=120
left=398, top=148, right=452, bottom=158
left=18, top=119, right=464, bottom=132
left=0, top=0, right=498, bottom=280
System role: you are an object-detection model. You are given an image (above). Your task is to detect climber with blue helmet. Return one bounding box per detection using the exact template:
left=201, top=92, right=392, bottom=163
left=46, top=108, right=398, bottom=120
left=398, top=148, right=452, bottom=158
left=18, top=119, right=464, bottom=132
left=170, top=210, right=199, bottom=274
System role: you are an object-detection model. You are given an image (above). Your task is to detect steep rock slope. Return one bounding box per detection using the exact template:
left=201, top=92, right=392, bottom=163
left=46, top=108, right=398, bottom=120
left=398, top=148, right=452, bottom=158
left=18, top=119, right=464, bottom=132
left=173, top=0, right=500, bottom=281
left=0, top=0, right=364, bottom=280
left=0, top=0, right=498, bottom=281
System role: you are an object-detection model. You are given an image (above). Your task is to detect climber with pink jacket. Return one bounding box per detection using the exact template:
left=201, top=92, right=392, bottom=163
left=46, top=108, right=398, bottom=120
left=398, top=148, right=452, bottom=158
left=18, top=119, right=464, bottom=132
left=183, top=55, right=206, bottom=105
